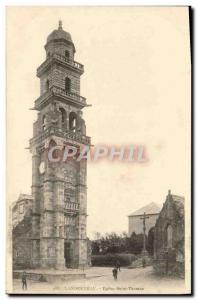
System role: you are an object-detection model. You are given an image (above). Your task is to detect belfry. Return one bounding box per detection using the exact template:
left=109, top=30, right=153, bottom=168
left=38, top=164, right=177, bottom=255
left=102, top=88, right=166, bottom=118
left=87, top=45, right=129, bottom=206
left=30, top=21, right=90, bottom=269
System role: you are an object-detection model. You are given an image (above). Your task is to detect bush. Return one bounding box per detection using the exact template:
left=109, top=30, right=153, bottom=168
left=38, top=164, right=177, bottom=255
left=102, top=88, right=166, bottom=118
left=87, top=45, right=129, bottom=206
left=91, top=253, right=137, bottom=267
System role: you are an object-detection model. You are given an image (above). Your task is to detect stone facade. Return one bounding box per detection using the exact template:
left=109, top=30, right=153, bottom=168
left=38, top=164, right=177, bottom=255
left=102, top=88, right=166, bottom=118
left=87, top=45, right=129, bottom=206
left=128, top=202, right=160, bottom=236
left=153, top=191, right=185, bottom=276
left=12, top=21, right=90, bottom=270
left=12, top=194, right=33, bottom=228
left=13, top=213, right=32, bottom=269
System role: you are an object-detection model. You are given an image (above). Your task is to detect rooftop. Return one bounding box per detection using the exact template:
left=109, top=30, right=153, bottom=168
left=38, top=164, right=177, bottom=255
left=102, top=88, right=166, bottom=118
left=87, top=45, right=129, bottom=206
left=129, top=202, right=161, bottom=217
left=18, top=194, right=33, bottom=201
left=169, top=193, right=184, bottom=218
left=46, top=20, right=74, bottom=49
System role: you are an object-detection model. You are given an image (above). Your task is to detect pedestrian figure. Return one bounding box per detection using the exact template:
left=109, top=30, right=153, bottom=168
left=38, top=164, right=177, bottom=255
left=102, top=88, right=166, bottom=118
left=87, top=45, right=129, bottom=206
left=112, top=267, right=118, bottom=280
left=22, top=271, right=27, bottom=290
left=116, top=260, right=121, bottom=271
left=142, top=258, right=146, bottom=268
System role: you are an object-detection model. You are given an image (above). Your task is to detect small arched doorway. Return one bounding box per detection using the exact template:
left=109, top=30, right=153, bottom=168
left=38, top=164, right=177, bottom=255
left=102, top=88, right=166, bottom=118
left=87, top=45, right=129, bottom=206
left=49, top=139, right=60, bottom=160
left=65, top=77, right=71, bottom=92
left=59, top=107, right=67, bottom=131
left=42, top=115, right=47, bottom=131
left=65, top=50, right=70, bottom=61
left=69, top=112, right=77, bottom=132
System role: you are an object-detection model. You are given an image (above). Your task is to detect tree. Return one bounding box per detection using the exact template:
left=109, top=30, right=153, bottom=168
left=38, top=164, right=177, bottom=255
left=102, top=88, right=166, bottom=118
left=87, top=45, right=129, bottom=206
left=127, top=232, right=144, bottom=254
left=91, top=231, right=148, bottom=255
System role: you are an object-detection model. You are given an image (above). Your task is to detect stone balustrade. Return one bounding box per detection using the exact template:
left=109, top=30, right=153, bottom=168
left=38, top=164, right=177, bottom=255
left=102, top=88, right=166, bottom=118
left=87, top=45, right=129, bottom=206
left=65, top=201, right=79, bottom=212
left=37, top=52, right=84, bottom=76
left=34, top=85, right=86, bottom=109
left=30, top=126, right=91, bottom=147
left=52, top=85, right=86, bottom=105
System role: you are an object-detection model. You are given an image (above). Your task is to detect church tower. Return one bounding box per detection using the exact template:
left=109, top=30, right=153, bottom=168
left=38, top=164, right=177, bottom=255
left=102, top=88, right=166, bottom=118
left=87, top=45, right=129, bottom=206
left=29, top=21, right=90, bottom=269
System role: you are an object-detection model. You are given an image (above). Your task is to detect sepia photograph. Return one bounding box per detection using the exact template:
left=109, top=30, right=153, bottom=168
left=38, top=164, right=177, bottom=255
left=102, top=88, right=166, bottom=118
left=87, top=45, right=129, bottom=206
left=6, top=6, right=191, bottom=295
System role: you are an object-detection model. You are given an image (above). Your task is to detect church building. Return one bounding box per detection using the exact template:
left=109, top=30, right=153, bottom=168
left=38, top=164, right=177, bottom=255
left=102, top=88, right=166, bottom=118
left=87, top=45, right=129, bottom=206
left=13, top=21, right=91, bottom=270
left=128, top=202, right=160, bottom=236
left=153, top=190, right=185, bottom=276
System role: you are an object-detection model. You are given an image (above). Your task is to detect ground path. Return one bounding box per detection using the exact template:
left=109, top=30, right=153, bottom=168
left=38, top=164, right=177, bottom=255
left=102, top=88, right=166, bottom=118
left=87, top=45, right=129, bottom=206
left=12, top=266, right=187, bottom=294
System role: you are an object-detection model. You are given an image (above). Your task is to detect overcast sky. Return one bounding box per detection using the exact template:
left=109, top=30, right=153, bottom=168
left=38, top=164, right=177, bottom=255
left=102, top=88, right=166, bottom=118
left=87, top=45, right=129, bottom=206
left=7, top=7, right=191, bottom=238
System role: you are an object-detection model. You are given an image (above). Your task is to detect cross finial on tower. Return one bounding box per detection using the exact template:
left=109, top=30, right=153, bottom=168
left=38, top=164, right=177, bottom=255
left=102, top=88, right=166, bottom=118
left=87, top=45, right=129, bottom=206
left=58, top=20, right=63, bottom=30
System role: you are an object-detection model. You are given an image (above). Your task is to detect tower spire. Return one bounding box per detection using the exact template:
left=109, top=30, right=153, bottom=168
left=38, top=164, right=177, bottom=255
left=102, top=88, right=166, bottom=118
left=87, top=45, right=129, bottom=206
left=58, top=19, right=63, bottom=30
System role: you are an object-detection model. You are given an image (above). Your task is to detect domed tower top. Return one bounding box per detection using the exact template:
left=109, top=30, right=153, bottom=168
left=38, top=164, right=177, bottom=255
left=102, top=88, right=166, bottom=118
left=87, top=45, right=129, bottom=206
left=47, top=20, right=73, bottom=44
left=45, top=20, right=76, bottom=59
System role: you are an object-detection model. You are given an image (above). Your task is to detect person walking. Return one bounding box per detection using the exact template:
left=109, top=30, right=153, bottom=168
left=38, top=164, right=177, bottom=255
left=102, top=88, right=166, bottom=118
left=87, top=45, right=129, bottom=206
left=22, top=271, right=27, bottom=290
left=112, top=267, right=118, bottom=280
left=142, top=258, right=146, bottom=268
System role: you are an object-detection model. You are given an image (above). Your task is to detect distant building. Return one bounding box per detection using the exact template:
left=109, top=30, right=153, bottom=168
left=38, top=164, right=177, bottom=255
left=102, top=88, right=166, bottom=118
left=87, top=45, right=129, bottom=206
left=12, top=194, right=33, bottom=228
left=128, top=202, right=160, bottom=236
left=12, top=194, right=33, bottom=269
left=153, top=190, right=185, bottom=276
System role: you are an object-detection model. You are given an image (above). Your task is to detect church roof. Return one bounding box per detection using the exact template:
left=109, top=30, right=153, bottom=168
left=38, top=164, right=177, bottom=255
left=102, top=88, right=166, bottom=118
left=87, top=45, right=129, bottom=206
left=129, top=202, right=161, bottom=217
left=12, top=194, right=33, bottom=210
left=18, top=194, right=33, bottom=201
left=47, top=20, right=73, bottom=45
left=171, top=194, right=184, bottom=204
left=171, top=194, right=184, bottom=218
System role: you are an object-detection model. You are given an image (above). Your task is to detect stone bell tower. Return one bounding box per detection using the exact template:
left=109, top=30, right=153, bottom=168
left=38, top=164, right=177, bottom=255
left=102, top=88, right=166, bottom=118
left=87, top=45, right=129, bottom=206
left=30, top=21, right=90, bottom=269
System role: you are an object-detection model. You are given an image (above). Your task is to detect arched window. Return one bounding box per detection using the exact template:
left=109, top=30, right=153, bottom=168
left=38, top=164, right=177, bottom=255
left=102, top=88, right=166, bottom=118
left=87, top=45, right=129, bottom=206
left=46, top=79, right=50, bottom=91
left=49, top=139, right=60, bottom=160
left=65, top=77, right=71, bottom=93
left=69, top=112, right=77, bottom=132
left=49, top=139, right=57, bottom=148
left=65, top=50, right=70, bottom=61
left=42, top=115, right=47, bottom=131
left=59, top=107, right=67, bottom=130
left=167, top=224, right=173, bottom=248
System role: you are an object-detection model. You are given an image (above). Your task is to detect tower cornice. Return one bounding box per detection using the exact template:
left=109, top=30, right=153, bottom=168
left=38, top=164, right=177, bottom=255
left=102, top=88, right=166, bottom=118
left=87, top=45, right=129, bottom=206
left=37, top=53, right=84, bottom=78
left=34, top=86, right=87, bottom=110
left=29, top=125, right=91, bottom=149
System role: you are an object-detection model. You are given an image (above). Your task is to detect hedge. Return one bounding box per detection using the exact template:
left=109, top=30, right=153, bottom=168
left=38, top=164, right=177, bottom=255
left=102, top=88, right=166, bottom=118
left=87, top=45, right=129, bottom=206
left=91, top=253, right=137, bottom=267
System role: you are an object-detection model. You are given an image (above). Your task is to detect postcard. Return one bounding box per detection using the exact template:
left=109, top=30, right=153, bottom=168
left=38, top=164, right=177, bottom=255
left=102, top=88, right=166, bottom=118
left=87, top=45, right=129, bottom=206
left=6, top=6, right=191, bottom=295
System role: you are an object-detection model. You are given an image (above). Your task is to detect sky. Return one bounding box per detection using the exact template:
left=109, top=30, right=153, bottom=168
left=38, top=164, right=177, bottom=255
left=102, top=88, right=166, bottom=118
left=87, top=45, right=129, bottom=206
left=7, top=6, right=191, bottom=238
